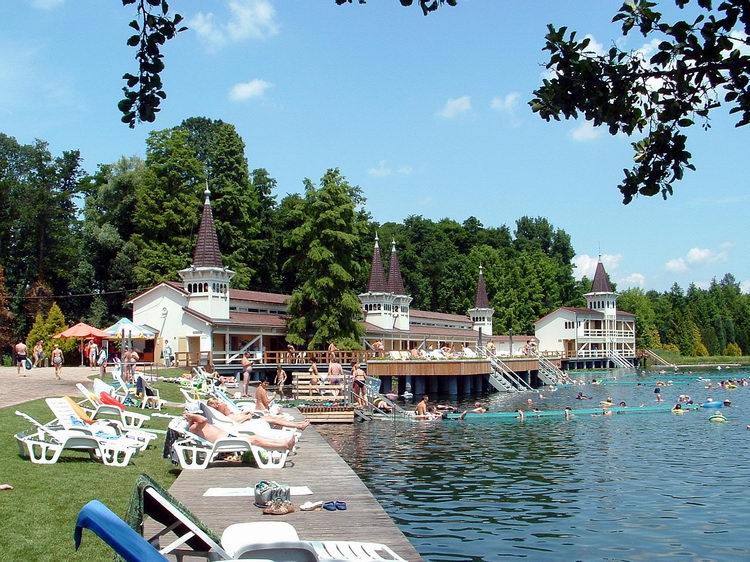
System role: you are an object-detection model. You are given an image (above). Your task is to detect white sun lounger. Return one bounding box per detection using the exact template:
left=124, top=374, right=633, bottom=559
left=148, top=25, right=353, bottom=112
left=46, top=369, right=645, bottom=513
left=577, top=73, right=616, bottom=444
left=136, top=477, right=407, bottom=561
left=76, top=383, right=151, bottom=429
left=168, top=418, right=290, bottom=470
left=14, top=411, right=138, bottom=467
left=45, top=397, right=157, bottom=451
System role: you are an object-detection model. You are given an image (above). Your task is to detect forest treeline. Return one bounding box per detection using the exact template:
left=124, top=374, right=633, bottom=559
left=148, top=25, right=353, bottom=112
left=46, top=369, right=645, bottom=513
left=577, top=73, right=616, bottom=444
left=0, top=118, right=748, bottom=355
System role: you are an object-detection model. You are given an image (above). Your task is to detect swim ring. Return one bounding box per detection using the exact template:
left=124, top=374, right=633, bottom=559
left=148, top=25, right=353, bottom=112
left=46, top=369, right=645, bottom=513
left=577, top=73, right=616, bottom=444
left=701, top=401, right=723, bottom=409
left=709, top=414, right=727, bottom=423
left=671, top=408, right=685, bottom=415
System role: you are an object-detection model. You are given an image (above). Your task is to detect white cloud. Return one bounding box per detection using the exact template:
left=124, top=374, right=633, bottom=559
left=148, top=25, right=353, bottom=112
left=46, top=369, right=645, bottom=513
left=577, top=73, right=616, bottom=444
left=666, top=246, right=730, bottom=272
left=582, top=34, right=605, bottom=57
left=570, top=121, right=602, bottom=141
left=635, top=38, right=661, bottom=61
left=29, top=0, right=63, bottom=9
left=490, top=92, right=519, bottom=112
left=694, top=281, right=711, bottom=290
left=665, top=258, right=688, bottom=273
left=191, top=0, right=279, bottom=51
left=368, top=160, right=391, bottom=177
left=367, top=161, right=412, bottom=177
left=228, top=78, right=273, bottom=101
left=573, top=254, right=622, bottom=280
left=741, top=280, right=750, bottom=294
left=621, top=272, right=646, bottom=288
left=438, top=95, right=471, bottom=119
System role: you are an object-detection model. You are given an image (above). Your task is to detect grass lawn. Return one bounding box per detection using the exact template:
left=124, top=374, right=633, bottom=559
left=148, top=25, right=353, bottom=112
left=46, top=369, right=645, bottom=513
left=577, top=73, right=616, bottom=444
left=652, top=350, right=750, bottom=366
left=1, top=397, right=183, bottom=561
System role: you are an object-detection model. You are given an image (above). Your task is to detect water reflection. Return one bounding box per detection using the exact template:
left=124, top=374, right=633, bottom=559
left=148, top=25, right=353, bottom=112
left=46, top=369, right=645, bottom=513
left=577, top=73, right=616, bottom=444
left=319, top=370, right=750, bottom=561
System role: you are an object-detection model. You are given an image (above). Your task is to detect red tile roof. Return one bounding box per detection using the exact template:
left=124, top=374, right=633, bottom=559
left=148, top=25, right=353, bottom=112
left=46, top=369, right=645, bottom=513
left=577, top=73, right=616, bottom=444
left=411, top=309, right=472, bottom=324
left=226, top=311, right=287, bottom=328
left=229, top=289, right=290, bottom=304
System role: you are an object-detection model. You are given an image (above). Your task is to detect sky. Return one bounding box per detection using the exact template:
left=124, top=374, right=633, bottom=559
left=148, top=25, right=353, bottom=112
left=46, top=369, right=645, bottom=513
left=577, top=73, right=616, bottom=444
left=2, top=0, right=749, bottom=294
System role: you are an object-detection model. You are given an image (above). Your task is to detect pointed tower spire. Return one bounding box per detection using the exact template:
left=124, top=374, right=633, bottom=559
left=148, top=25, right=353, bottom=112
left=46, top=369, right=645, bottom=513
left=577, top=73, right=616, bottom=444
left=591, top=259, right=613, bottom=293
left=366, top=233, right=387, bottom=292
left=474, top=264, right=491, bottom=308
left=192, top=184, right=223, bottom=268
left=386, top=239, right=406, bottom=294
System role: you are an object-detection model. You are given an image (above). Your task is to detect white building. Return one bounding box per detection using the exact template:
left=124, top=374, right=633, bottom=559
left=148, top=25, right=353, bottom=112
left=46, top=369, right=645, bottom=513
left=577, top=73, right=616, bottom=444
left=130, top=194, right=529, bottom=366
left=534, top=259, right=636, bottom=368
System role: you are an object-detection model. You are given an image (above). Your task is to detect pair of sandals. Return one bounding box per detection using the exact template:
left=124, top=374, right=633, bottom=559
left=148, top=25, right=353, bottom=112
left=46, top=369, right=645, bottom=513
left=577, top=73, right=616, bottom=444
left=299, top=500, right=347, bottom=511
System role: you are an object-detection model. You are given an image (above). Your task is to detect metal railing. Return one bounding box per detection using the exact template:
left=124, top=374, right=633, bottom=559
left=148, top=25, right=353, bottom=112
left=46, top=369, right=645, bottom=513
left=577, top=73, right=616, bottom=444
left=530, top=350, right=568, bottom=385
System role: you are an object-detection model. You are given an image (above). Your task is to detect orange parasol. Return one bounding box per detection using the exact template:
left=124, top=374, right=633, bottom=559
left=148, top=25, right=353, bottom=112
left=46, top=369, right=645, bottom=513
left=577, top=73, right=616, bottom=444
left=54, top=322, right=108, bottom=340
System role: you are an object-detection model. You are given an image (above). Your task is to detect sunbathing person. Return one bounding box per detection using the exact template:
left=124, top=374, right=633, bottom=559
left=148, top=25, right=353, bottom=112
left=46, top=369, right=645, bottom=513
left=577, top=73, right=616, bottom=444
left=206, top=399, right=310, bottom=430
left=255, top=379, right=273, bottom=411
left=183, top=412, right=295, bottom=451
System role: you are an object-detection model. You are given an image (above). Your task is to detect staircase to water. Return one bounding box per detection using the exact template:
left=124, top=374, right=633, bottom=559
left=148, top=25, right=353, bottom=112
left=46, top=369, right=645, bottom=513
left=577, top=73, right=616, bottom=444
left=608, top=351, right=632, bottom=369
left=530, top=351, right=568, bottom=385
left=642, top=348, right=676, bottom=368
left=477, top=346, right=533, bottom=393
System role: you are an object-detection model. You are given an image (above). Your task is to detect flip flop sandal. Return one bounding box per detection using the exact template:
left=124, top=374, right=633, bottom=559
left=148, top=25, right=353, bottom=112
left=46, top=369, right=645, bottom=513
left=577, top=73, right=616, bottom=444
left=335, top=501, right=347, bottom=510
left=322, top=501, right=337, bottom=511
left=300, top=501, right=323, bottom=511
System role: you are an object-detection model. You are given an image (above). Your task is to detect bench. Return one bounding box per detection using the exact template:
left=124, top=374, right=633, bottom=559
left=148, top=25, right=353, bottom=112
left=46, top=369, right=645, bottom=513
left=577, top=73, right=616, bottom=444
left=292, top=371, right=347, bottom=400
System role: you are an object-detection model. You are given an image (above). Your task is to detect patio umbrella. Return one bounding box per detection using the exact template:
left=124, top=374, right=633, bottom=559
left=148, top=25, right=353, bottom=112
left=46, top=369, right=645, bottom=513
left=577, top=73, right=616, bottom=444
left=54, top=322, right=108, bottom=366
left=102, top=318, right=156, bottom=339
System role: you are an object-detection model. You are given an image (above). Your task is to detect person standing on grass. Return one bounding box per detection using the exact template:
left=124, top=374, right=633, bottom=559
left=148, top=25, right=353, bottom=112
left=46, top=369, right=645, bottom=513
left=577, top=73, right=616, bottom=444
left=51, top=344, right=63, bottom=380
left=163, top=339, right=173, bottom=368
left=98, top=346, right=108, bottom=377
left=15, top=339, right=28, bottom=376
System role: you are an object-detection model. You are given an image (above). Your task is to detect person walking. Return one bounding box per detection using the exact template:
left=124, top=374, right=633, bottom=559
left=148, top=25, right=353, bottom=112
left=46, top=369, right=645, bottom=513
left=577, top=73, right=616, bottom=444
left=275, top=364, right=288, bottom=400
left=351, top=360, right=367, bottom=407
left=51, top=344, right=64, bottom=381
left=240, top=352, right=253, bottom=397
left=163, top=339, right=173, bottom=368
left=15, top=339, right=28, bottom=376
left=33, top=340, right=44, bottom=368
left=98, top=346, right=108, bottom=378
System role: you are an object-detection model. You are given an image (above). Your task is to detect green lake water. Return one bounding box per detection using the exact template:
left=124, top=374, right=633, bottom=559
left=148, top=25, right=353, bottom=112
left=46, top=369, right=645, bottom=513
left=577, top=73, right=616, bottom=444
left=319, top=369, right=750, bottom=561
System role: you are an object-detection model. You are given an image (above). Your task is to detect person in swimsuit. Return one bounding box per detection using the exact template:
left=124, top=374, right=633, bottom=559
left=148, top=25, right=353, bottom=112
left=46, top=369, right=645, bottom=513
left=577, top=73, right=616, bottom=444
left=183, top=411, right=296, bottom=451
left=415, top=395, right=429, bottom=417
left=275, top=364, right=288, bottom=400
left=33, top=340, right=44, bottom=368
left=15, top=340, right=28, bottom=376
left=255, top=379, right=273, bottom=411
left=205, top=399, right=310, bottom=430
left=51, top=344, right=63, bottom=380
left=241, top=352, right=253, bottom=397
left=309, top=358, right=320, bottom=394
left=350, top=360, right=366, bottom=407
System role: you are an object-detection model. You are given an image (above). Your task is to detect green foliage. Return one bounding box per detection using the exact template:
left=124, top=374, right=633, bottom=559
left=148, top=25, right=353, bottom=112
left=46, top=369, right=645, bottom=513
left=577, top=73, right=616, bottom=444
left=725, top=342, right=742, bottom=356
left=25, top=313, right=47, bottom=354
left=0, top=266, right=14, bottom=352
left=285, top=169, right=367, bottom=348
left=662, top=343, right=680, bottom=354
left=531, top=1, right=750, bottom=203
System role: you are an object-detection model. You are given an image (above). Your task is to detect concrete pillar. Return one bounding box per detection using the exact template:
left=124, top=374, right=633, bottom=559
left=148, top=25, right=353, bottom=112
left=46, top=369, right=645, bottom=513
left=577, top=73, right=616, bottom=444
left=448, top=376, right=458, bottom=396
left=464, top=375, right=474, bottom=395
left=381, top=376, right=392, bottom=395
left=414, top=376, right=426, bottom=396
left=429, top=376, right=439, bottom=395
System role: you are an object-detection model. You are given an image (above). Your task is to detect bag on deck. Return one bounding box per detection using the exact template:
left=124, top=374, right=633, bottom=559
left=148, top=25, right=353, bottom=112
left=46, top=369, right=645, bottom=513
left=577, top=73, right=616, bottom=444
left=254, top=480, right=290, bottom=507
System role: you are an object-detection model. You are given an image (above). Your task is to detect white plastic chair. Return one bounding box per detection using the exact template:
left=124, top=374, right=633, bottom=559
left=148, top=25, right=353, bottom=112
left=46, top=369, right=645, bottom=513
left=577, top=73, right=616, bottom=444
left=76, top=383, right=151, bottom=429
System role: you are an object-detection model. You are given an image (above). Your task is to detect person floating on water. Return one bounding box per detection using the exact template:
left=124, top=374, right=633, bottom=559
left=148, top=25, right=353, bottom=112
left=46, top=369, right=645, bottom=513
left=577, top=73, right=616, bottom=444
left=564, top=407, right=573, bottom=419
left=576, top=392, right=592, bottom=400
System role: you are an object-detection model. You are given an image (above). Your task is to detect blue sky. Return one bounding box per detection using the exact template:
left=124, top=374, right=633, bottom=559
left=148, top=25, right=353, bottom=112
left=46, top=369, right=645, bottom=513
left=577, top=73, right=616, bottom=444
left=3, top=0, right=749, bottom=293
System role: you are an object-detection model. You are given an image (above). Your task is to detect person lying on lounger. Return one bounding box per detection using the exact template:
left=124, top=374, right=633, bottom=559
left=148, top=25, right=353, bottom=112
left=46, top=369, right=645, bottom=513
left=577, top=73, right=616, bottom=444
left=183, top=412, right=296, bottom=451
left=206, top=398, right=310, bottom=430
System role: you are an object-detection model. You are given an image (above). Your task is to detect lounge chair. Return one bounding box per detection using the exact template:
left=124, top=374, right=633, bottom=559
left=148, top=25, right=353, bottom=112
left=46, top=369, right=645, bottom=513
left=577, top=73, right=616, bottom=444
left=462, top=347, right=477, bottom=359
left=196, top=401, right=300, bottom=442
left=136, top=375, right=165, bottom=410
left=123, top=474, right=407, bottom=561
left=46, top=397, right=157, bottom=451
left=167, top=417, right=289, bottom=470
left=76, top=383, right=151, bottom=429
left=15, top=411, right=137, bottom=467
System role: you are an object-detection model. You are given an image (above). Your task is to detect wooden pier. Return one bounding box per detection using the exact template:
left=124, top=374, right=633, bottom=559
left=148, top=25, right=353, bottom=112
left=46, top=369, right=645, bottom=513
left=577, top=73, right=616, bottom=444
left=154, top=413, right=422, bottom=561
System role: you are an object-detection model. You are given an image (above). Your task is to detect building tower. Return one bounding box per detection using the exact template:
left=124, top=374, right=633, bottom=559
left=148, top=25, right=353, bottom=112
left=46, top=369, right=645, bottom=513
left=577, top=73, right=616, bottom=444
left=584, top=258, right=617, bottom=356
left=359, top=234, right=392, bottom=330
left=178, top=187, right=234, bottom=320
left=386, top=239, right=412, bottom=331
left=468, top=265, right=494, bottom=336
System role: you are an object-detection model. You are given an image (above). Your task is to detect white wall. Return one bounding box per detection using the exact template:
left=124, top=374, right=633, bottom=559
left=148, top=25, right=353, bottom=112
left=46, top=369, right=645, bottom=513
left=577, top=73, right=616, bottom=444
left=534, top=310, right=576, bottom=353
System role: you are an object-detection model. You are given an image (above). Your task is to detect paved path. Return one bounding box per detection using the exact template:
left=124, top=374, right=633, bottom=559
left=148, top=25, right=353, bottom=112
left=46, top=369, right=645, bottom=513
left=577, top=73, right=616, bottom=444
left=0, top=365, right=100, bottom=409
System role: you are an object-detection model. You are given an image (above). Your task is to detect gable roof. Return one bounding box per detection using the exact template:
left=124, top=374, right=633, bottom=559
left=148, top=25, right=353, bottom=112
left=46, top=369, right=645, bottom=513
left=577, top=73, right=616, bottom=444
left=128, top=281, right=187, bottom=304
left=411, top=309, right=472, bottom=324
left=229, top=289, right=290, bottom=305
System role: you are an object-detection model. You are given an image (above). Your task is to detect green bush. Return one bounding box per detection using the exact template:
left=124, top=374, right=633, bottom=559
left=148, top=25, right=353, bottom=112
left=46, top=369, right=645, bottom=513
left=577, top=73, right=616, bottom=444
left=662, top=343, right=680, bottom=354
left=724, top=342, right=742, bottom=356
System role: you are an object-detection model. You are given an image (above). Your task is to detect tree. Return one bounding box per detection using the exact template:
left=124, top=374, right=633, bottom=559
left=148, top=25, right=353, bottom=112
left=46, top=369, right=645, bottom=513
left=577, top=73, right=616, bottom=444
left=285, top=169, right=367, bottom=349
left=0, top=266, right=14, bottom=354
left=725, top=342, right=742, bottom=356
left=132, top=127, right=202, bottom=285
left=531, top=0, right=750, bottom=203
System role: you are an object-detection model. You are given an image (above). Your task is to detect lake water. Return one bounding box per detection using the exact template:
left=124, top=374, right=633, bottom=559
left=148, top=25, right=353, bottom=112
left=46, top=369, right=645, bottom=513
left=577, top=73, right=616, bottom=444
left=319, top=369, right=750, bottom=561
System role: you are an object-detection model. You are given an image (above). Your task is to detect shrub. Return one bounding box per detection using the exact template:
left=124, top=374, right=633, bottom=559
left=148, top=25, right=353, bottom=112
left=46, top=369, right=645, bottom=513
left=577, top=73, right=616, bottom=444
left=724, top=342, right=742, bottom=356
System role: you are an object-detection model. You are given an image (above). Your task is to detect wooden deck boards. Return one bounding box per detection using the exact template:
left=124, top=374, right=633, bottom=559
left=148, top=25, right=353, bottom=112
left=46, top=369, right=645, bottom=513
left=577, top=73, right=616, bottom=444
left=156, top=412, right=422, bottom=561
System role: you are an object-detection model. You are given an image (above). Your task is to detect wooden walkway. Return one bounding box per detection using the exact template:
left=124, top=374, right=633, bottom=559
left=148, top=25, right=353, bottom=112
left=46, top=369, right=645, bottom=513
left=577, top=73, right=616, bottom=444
left=159, top=414, right=422, bottom=561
